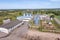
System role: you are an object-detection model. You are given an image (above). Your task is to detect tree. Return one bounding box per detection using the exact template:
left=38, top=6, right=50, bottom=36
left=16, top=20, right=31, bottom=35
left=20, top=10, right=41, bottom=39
left=50, top=14, right=54, bottom=18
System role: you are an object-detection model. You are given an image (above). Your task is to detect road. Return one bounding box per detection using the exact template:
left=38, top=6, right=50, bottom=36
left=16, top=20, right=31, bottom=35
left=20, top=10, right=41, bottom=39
left=54, top=18, right=60, bottom=24
left=0, top=22, right=29, bottom=40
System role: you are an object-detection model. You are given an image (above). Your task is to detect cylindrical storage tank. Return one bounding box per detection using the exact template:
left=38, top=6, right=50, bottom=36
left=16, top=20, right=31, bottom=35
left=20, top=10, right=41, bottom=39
left=0, top=28, right=9, bottom=38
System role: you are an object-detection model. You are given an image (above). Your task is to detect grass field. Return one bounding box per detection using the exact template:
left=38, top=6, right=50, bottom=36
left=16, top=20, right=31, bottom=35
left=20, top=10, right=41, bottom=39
left=0, top=12, right=22, bottom=25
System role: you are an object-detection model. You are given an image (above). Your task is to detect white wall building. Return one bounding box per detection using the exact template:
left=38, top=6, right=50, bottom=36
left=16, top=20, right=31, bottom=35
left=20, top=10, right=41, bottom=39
left=0, top=20, right=24, bottom=34
left=3, top=19, right=11, bottom=24
left=17, top=13, right=33, bottom=22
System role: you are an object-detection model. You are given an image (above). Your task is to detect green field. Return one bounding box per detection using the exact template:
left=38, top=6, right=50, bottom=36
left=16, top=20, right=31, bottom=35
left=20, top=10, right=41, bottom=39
left=0, top=11, right=23, bottom=25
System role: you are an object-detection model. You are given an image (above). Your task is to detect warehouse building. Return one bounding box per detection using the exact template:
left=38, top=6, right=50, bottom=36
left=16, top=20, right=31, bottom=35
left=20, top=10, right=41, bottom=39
left=17, top=13, right=33, bottom=21
left=0, top=19, right=24, bottom=37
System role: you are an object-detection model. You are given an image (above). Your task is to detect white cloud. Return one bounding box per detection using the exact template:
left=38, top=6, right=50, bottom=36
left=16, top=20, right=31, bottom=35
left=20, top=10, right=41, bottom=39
left=0, top=0, right=59, bottom=9
left=50, top=0, right=60, bottom=2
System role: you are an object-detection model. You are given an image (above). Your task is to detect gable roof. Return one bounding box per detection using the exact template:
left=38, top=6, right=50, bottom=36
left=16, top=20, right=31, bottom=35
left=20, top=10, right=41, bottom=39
left=0, top=20, right=22, bottom=29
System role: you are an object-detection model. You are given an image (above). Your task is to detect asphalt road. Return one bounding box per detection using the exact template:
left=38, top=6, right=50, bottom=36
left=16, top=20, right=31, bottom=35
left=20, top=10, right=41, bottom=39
left=0, top=21, right=29, bottom=40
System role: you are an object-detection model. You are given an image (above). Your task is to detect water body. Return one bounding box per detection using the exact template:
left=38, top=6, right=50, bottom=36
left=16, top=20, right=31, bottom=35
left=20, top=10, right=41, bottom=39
left=34, top=15, right=40, bottom=25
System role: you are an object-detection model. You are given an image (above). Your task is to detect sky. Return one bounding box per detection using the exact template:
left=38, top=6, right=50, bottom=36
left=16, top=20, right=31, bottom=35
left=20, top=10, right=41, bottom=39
left=0, top=0, right=60, bottom=9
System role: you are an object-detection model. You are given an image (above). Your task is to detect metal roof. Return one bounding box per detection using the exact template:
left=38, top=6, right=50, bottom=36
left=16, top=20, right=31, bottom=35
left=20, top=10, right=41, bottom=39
left=0, top=20, right=22, bottom=29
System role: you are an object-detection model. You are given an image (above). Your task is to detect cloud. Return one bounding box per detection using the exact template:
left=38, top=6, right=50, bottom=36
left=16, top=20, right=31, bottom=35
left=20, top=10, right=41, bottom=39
left=0, top=0, right=59, bottom=9
left=50, top=0, right=60, bottom=2
left=0, top=2, right=51, bottom=9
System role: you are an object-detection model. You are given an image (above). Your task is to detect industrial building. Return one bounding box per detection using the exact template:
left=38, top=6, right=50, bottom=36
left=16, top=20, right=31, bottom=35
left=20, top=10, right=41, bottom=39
left=0, top=13, right=32, bottom=37
left=0, top=20, right=24, bottom=35
left=17, top=13, right=33, bottom=21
